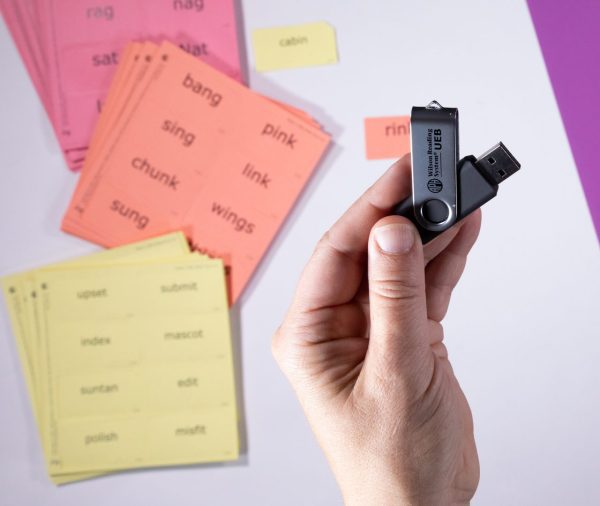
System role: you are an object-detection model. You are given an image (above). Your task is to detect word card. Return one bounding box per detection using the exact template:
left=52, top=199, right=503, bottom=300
left=1, top=232, right=239, bottom=483
left=364, top=115, right=411, bottom=160
left=62, top=41, right=331, bottom=304
left=252, top=21, right=338, bottom=71
left=0, top=0, right=241, bottom=171
left=2, top=232, right=190, bottom=484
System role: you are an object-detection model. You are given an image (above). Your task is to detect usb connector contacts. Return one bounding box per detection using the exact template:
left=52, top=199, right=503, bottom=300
left=475, top=142, right=521, bottom=185
left=455, top=141, right=522, bottom=227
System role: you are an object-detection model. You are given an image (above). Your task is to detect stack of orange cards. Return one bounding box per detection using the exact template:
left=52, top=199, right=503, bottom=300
left=62, top=41, right=331, bottom=304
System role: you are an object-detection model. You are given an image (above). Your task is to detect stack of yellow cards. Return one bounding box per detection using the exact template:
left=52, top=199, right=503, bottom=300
left=1, top=232, right=238, bottom=484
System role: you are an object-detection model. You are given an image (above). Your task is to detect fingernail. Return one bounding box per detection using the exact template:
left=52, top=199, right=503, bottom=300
left=374, top=223, right=415, bottom=254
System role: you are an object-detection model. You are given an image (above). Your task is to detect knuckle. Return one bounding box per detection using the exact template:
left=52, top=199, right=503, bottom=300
left=315, top=230, right=332, bottom=252
left=371, top=276, right=421, bottom=302
left=271, top=323, right=309, bottom=374
left=428, top=320, right=445, bottom=345
left=431, top=341, right=449, bottom=359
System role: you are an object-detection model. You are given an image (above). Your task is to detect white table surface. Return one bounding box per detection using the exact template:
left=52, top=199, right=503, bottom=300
left=1, top=1, right=599, bottom=504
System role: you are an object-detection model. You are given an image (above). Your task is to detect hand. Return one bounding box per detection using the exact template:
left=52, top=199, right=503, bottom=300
left=272, top=155, right=481, bottom=505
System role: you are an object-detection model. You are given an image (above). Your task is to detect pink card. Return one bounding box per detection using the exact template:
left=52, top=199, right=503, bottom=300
left=0, top=2, right=48, bottom=111
left=42, top=0, right=241, bottom=163
left=1, top=0, right=242, bottom=171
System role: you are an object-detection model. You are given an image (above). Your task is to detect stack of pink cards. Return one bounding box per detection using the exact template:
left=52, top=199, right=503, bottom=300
left=0, top=0, right=241, bottom=171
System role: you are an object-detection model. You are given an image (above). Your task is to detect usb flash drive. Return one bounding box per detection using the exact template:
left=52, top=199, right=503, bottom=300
left=392, top=100, right=521, bottom=244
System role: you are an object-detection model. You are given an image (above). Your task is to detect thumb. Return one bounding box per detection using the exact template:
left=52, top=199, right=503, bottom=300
left=365, top=216, right=432, bottom=383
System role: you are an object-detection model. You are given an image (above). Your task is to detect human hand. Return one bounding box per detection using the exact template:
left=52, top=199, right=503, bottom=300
left=272, top=155, right=481, bottom=505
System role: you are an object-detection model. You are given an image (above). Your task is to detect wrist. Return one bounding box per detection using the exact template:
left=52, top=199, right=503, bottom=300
left=339, top=473, right=471, bottom=506
left=337, top=470, right=418, bottom=506
left=344, top=488, right=470, bottom=506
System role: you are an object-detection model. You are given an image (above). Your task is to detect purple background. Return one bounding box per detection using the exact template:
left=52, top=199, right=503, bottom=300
left=527, top=0, right=600, bottom=241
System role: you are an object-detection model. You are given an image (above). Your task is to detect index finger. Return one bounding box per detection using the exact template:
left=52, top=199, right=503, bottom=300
left=292, top=155, right=412, bottom=312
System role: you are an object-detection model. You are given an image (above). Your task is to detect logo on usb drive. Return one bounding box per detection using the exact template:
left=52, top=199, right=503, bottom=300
left=427, top=179, right=443, bottom=193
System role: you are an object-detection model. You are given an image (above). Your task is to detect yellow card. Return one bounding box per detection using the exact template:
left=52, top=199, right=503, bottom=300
left=252, top=21, right=338, bottom=71
left=36, top=256, right=237, bottom=475
left=1, top=232, right=192, bottom=484
left=2, top=231, right=190, bottom=412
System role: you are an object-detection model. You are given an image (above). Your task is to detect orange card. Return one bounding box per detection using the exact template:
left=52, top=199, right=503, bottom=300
left=63, top=41, right=330, bottom=304
left=364, top=115, right=411, bottom=160
left=63, top=43, right=159, bottom=245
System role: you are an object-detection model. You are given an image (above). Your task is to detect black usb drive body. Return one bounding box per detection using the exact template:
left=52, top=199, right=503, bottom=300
left=392, top=101, right=521, bottom=244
